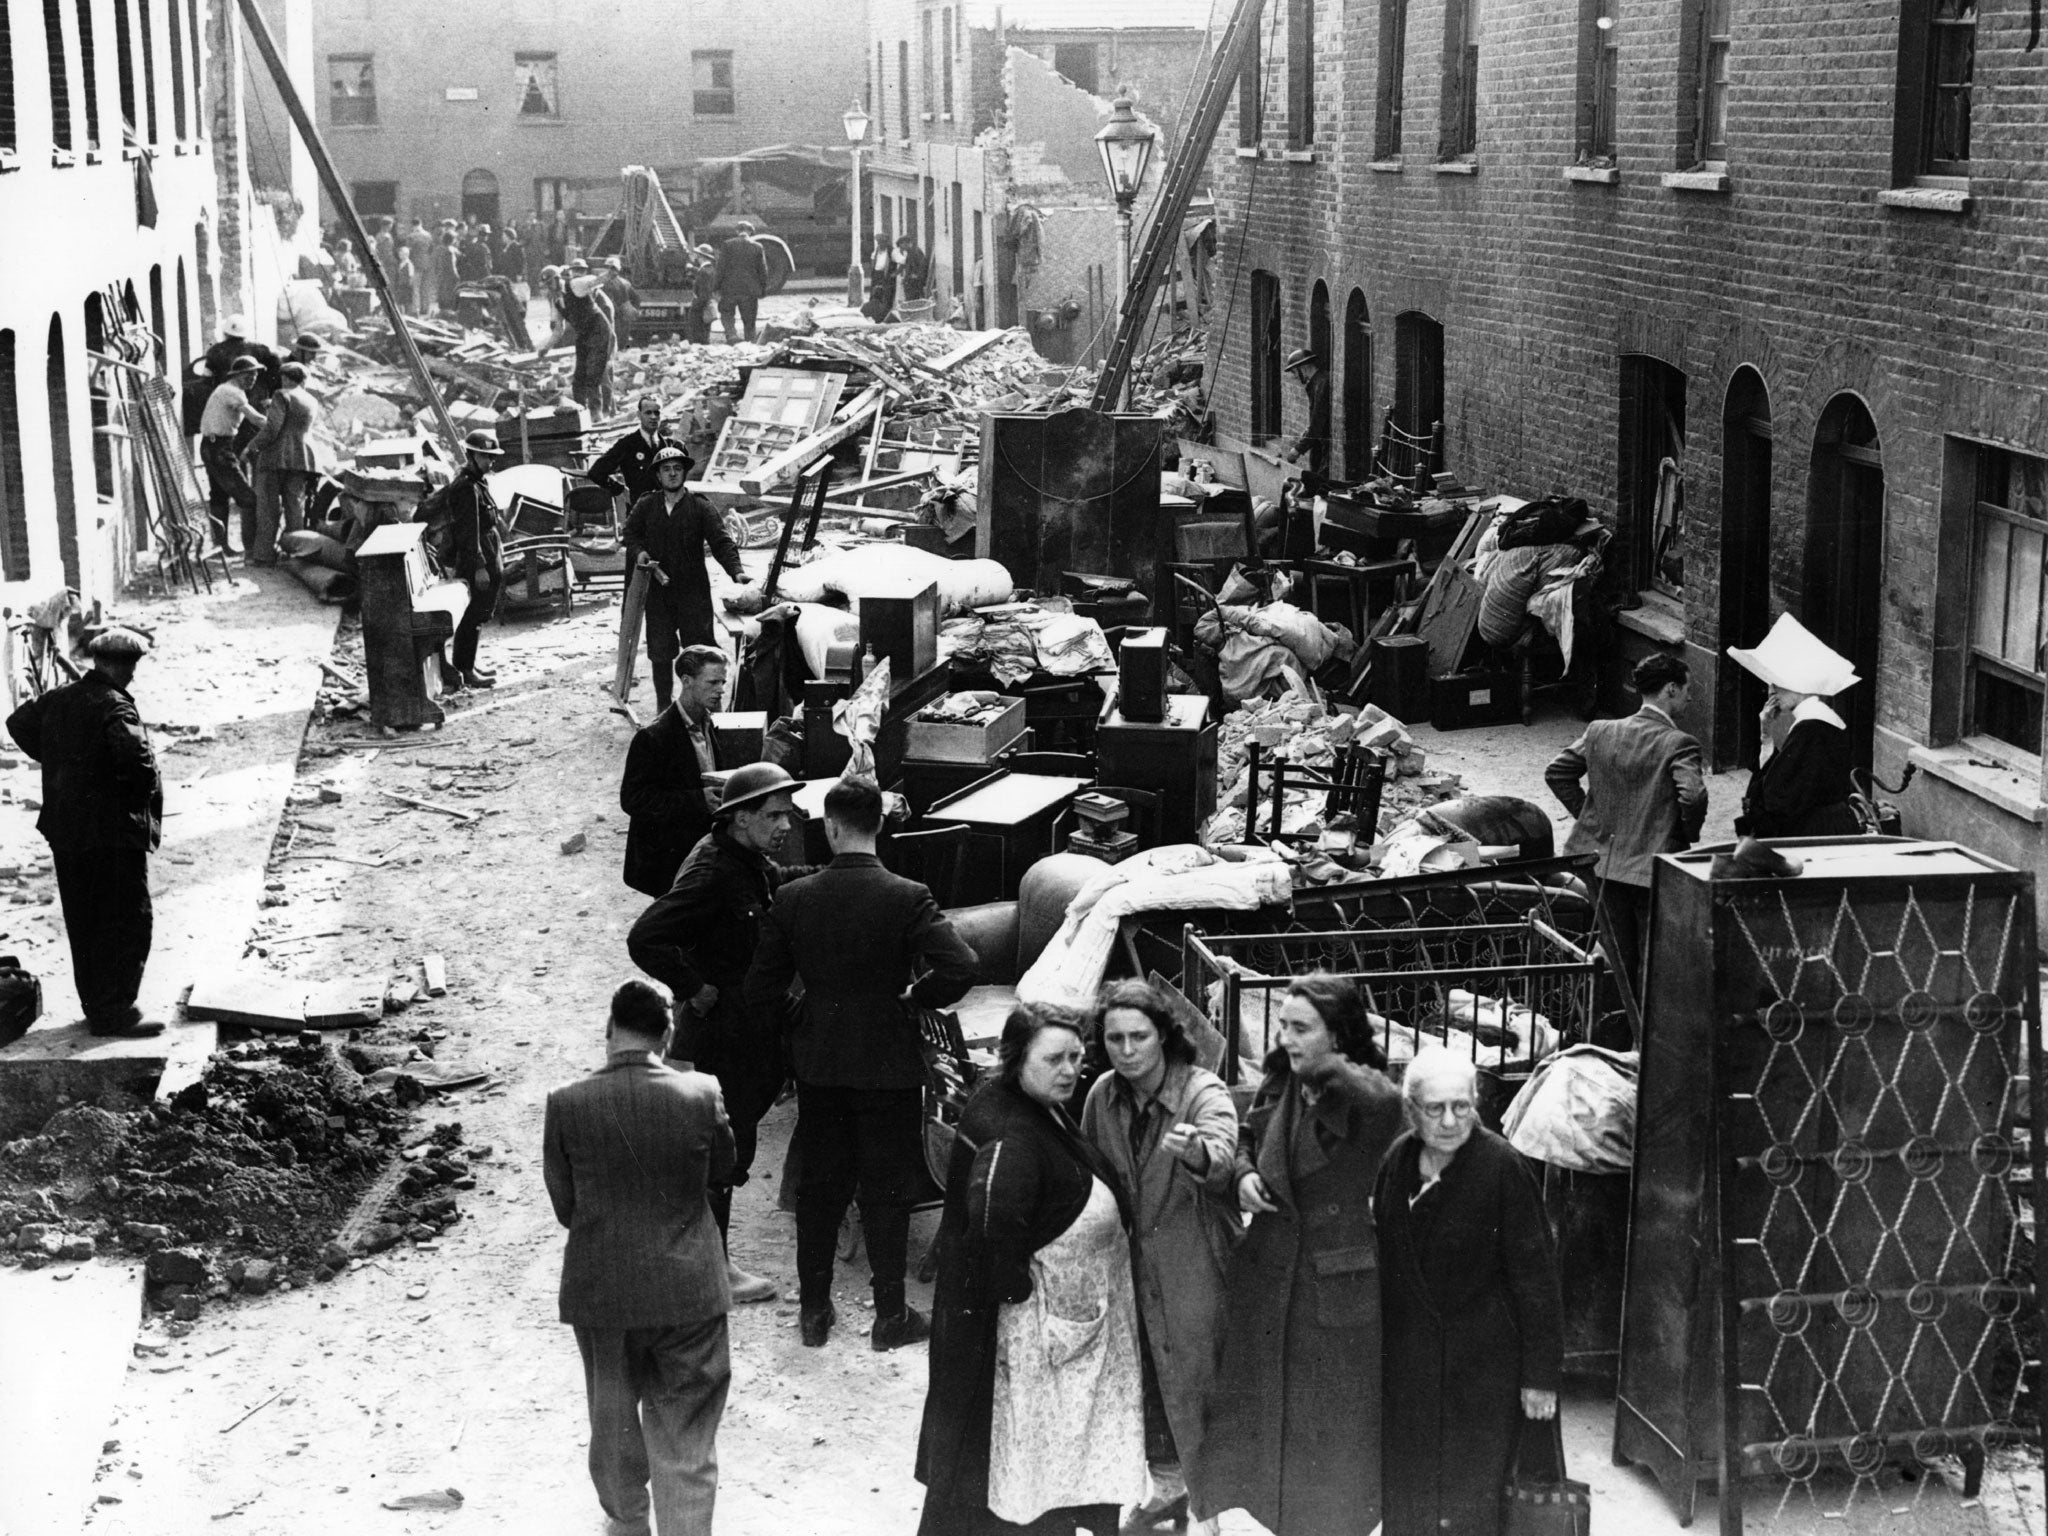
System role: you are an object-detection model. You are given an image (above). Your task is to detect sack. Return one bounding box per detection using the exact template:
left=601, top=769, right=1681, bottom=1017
left=1498, top=497, right=1590, bottom=551
left=1502, top=1418, right=1590, bottom=1536
left=0, top=957, right=44, bottom=1048
left=1503, top=1044, right=1637, bottom=1174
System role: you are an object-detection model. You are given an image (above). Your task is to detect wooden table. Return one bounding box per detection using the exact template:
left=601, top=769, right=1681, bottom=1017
left=925, top=773, right=1091, bottom=903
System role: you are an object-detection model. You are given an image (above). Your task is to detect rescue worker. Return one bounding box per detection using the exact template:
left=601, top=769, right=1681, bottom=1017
left=622, top=445, right=745, bottom=714
left=248, top=361, right=327, bottom=566
left=1282, top=346, right=1331, bottom=477
left=198, top=354, right=266, bottom=555
left=714, top=221, right=769, bottom=344
left=744, top=775, right=981, bottom=1350
left=445, top=430, right=507, bottom=691
left=6, top=629, right=166, bottom=1039
left=586, top=395, right=681, bottom=510
left=543, top=262, right=618, bottom=415
left=627, top=761, right=820, bottom=1305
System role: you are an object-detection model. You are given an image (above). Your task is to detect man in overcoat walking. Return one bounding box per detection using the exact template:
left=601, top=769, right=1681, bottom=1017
left=545, top=979, right=735, bottom=1536
left=713, top=221, right=769, bottom=343
left=621, top=446, right=744, bottom=713
left=6, top=629, right=165, bottom=1039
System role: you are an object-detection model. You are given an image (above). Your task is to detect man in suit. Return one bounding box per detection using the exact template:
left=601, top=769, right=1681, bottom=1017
left=622, top=446, right=745, bottom=713
left=618, top=646, right=729, bottom=899
left=545, top=979, right=734, bottom=1536
left=444, top=431, right=507, bottom=691
left=745, top=776, right=980, bottom=1350
left=1545, top=653, right=1708, bottom=1000
left=629, top=761, right=816, bottom=1304
left=895, top=234, right=931, bottom=303
left=249, top=361, right=326, bottom=566
left=713, top=221, right=769, bottom=343
left=587, top=396, right=681, bottom=511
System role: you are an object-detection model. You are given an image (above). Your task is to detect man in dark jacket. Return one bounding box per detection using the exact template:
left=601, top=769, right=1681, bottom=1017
left=587, top=395, right=682, bottom=510
left=249, top=361, right=326, bottom=565
left=457, top=225, right=494, bottom=283
left=618, top=646, right=729, bottom=898
left=623, top=446, right=745, bottom=713
left=6, top=629, right=165, bottom=1039
left=628, top=762, right=815, bottom=1305
left=1282, top=346, right=1331, bottom=477
left=544, top=979, right=734, bottom=1536
left=446, top=430, right=507, bottom=691
left=896, top=235, right=932, bottom=303
left=713, top=222, right=769, bottom=343
left=745, top=776, right=980, bottom=1350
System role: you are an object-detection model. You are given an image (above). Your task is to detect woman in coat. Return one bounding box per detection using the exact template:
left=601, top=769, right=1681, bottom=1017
left=1079, top=980, right=1240, bottom=1534
left=1196, top=973, right=1405, bottom=1536
left=1728, top=611, right=1864, bottom=838
left=917, top=1002, right=1147, bottom=1536
left=1374, top=1046, right=1565, bottom=1536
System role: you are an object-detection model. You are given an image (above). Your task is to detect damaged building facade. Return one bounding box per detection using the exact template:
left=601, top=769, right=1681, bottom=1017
left=865, top=0, right=1206, bottom=363
left=1203, top=0, right=2048, bottom=882
left=0, top=0, right=255, bottom=605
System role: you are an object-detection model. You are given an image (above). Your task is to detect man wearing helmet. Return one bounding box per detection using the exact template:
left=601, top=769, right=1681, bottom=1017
left=444, top=430, right=508, bottom=690
left=621, top=444, right=745, bottom=712
left=627, top=760, right=818, bottom=1304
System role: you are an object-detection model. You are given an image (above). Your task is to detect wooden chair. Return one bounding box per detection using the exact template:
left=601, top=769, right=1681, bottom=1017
left=1009, top=751, right=1093, bottom=777
left=1091, top=784, right=1163, bottom=848
left=885, top=823, right=971, bottom=909
left=1244, top=742, right=1389, bottom=845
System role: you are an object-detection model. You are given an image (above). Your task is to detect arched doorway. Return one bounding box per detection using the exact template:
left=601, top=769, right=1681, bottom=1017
left=46, top=316, right=82, bottom=591
left=461, top=169, right=501, bottom=227
left=83, top=294, right=115, bottom=502
left=1804, top=393, right=1885, bottom=773
left=176, top=259, right=191, bottom=373
left=148, top=266, right=167, bottom=374
left=1342, top=289, right=1372, bottom=479
left=1392, top=311, right=1444, bottom=482
left=1718, top=366, right=1772, bottom=769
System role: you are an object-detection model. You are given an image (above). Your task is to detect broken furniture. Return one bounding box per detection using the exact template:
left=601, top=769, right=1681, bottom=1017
left=356, top=522, right=469, bottom=728
left=977, top=407, right=1170, bottom=598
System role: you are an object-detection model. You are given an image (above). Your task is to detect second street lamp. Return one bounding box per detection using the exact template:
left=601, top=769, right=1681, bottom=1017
left=843, top=101, right=871, bottom=309
left=1094, top=94, right=1156, bottom=406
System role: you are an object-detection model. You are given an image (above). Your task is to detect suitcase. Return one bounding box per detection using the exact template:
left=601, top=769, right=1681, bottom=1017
left=1429, top=669, right=1522, bottom=730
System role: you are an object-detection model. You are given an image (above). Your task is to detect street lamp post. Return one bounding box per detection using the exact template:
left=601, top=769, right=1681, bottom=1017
left=1093, top=93, right=1156, bottom=408
left=843, top=101, right=871, bottom=310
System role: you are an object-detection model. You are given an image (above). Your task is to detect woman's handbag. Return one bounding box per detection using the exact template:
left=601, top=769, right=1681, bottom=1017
left=1501, top=1416, right=1591, bottom=1536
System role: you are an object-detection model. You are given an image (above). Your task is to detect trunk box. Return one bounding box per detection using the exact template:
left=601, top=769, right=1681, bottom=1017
left=1429, top=670, right=1522, bottom=731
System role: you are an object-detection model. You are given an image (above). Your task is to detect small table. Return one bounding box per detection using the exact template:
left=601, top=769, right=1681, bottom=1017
left=925, top=773, right=1091, bottom=903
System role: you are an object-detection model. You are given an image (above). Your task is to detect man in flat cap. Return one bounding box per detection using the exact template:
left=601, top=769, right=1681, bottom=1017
left=6, top=629, right=165, bottom=1038
left=197, top=354, right=267, bottom=556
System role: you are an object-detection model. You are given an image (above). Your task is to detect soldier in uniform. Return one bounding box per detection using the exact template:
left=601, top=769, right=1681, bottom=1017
left=627, top=762, right=816, bottom=1305
left=6, top=629, right=166, bottom=1039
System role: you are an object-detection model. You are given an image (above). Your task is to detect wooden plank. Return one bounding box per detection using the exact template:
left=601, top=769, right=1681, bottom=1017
left=931, top=330, right=1008, bottom=375
left=614, top=564, right=651, bottom=701
left=186, top=974, right=307, bottom=1029
left=738, top=397, right=884, bottom=496
left=1418, top=564, right=1485, bottom=677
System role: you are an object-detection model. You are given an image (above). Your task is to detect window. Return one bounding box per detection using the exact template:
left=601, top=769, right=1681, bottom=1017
left=1692, top=0, right=1728, bottom=164
left=515, top=52, right=558, bottom=117
left=136, top=0, right=157, bottom=143
left=950, top=180, right=965, bottom=295
left=1237, top=39, right=1260, bottom=147
left=1288, top=0, right=1314, bottom=148
left=148, top=263, right=165, bottom=373
left=1894, top=0, right=1974, bottom=179
left=184, top=0, right=199, bottom=127
left=692, top=50, right=733, bottom=116
left=1375, top=0, right=1407, bottom=158
left=922, top=11, right=934, bottom=115
left=535, top=176, right=570, bottom=213
left=1053, top=42, right=1099, bottom=96
left=328, top=53, right=375, bottom=126
left=0, top=1, right=16, bottom=159
left=1439, top=0, right=1479, bottom=160
left=78, top=0, right=100, bottom=150
left=41, top=0, right=73, bottom=156
left=166, top=0, right=184, bottom=138
left=1250, top=270, right=1282, bottom=444
left=1618, top=354, right=1687, bottom=597
left=82, top=294, right=113, bottom=501
left=875, top=41, right=884, bottom=122
left=113, top=0, right=135, bottom=137
left=0, top=330, right=29, bottom=582
left=942, top=8, right=955, bottom=115
left=1343, top=290, right=1373, bottom=479
left=352, top=179, right=397, bottom=216
left=1576, top=0, right=1617, bottom=163
left=46, top=315, right=81, bottom=591
left=898, top=40, right=911, bottom=137
left=1964, top=446, right=2048, bottom=752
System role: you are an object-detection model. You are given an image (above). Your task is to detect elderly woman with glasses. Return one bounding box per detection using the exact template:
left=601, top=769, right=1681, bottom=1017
left=1196, top=973, right=1404, bottom=1536
left=1373, top=1046, right=1565, bottom=1536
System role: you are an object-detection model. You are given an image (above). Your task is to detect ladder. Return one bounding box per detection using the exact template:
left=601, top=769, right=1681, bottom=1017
left=1090, top=0, right=1268, bottom=413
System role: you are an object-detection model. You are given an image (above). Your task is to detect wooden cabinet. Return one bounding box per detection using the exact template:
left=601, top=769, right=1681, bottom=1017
left=1095, top=695, right=1218, bottom=846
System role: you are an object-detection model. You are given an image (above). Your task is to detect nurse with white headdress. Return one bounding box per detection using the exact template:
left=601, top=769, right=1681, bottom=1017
left=1727, top=613, right=1865, bottom=839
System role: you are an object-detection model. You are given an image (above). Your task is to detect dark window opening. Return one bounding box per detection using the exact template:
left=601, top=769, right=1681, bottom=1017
left=898, top=40, right=911, bottom=138
left=1966, top=445, right=2048, bottom=753
left=1375, top=0, right=1407, bottom=158
left=352, top=180, right=397, bottom=217
left=84, top=295, right=113, bottom=502
left=1618, top=354, right=1687, bottom=597
left=1342, top=289, right=1372, bottom=480
left=113, top=0, right=136, bottom=139
left=515, top=52, right=559, bottom=118
left=1693, top=0, right=1728, bottom=163
left=942, top=8, right=955, bottom=115
left=184, top=0, right=199, bottom=128
left=950, top=181, right=965, bottom=297
left=328, top=53, right=375, bottom=126
left=1439, top=0, right=1479, bottom=160
left=1237, top=39, right=1260, bottom=147
left=0, top=4, right=16, bottom=155
left=1718, top=367, right=1773, bottom=769
left=44, top=0, right=74, bottom=153
left=1250, top=270, right=1282, bottom=444
left=922, top=12, right=934, bottom=113
left=1894, top=0, right=1974, bottom=180
left=1288, top=0, right=1314, bottom=148
left=46, top=316, right=81, bottom=590
left=166, top=0, right=184, bottom=138
left=148, top=263, right=165, bottom=373
left=691, top=50, right=733, bottom=116
left=0, top=330, right=32, bottom=581
left=136, top=0, right=157, bottom=144
left=78, top=0, right=101, bottom=149
left=1053, top=43, right=1099, bottom=96
left=1577, top=0, right=1616, bottom=163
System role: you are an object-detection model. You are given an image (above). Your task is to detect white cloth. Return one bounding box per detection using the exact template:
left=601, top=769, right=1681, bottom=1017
left=989, top=1176, right=1147, bottom=1524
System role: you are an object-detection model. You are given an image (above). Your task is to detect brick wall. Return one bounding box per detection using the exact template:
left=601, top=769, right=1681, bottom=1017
left=1204, top=0, right=2048, bottom=839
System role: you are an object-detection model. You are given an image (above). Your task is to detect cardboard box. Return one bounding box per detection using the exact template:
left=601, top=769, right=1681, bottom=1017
left=906, top=696, right=1028, bottom=763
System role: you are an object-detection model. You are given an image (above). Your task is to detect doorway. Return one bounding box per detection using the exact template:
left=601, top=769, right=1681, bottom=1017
left=1342, top=289, right=1372, bottom=479
left=460, top=169, right=501, bottom=227
left=1718, top=366, right=1772, bottom=769
left=1391, top=311, right=1443, bottom=480
left=1804, top=393, right=1885, bottom=773
left=46, top=315, right=82, bottom=591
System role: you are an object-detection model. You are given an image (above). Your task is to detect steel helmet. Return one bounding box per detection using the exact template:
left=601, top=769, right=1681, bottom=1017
left=1283, top=346, right=1321, bottom=373
left=716, top=762, right=799, bottom=819
left=462, top=430, right=505, bottom=457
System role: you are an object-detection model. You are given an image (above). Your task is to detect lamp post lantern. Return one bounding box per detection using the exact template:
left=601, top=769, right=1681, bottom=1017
left=1094, top=93, right=1156, bottom=406
left=843, top=101, right=871, bottom=309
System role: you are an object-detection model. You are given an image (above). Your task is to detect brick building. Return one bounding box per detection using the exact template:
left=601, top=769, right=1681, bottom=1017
left=865, top=0, right=1208, bottom=362
left=1202, top=0, right=2048, bottom=878
left=308, top=0, right=869, bottom=228
left=0, top=0, right=256, bottom=606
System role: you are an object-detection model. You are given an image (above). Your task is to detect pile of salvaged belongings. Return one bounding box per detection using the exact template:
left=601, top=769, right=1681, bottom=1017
left=1191, top=567, right=1357, bottom=702
left=1470, top=495, right=1607, bottom=661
